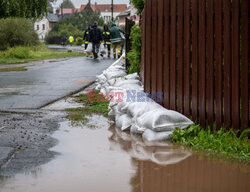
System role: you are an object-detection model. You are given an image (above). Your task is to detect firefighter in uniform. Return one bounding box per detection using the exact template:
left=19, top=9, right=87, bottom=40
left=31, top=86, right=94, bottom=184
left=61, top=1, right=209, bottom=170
left=102, top=24, right=111, bottom=58
left=83, top=24, right=92, bottom=57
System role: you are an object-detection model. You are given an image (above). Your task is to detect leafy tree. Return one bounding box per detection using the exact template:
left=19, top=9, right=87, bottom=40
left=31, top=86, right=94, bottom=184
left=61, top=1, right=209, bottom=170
left=47, top=0, right=57, bottom=12
left=60, top=0, right=74, bottom=8
left=0, top=0, right=48, bottom=18
left=54, top=10, right=104, bottom=31
left=131, top=0, right=145, bottom=14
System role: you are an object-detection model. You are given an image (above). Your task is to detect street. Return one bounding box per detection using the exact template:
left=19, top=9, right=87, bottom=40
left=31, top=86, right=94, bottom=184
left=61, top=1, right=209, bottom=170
left=0, top=56, right=113, bottom=110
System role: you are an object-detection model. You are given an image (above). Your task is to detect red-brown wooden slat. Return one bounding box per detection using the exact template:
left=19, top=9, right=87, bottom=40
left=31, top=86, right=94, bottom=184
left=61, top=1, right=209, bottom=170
left=177, top=0, right=184, bottom=113
left=170, top=0, right=177, bottom=110
left=223, top=0, right=232, bottom=129
left=206, top=0, right=214, bottom=128
left=215, top=0, right=223, bottom=129
left=241, top=0, right=249, bottom=130
left=183, top=0, right=191, bottom=117
left=199, top=0, right=206, bottom=127
left=163, top=0, right=170, bottom=109
left=192, top=0, right=199, bottom=122
left=151, top=0, right=158, bottom=99
left=157, top=0, right=164, bottom=104
left=140, top=11, right=145, bottom=85
left=232, top=0, right=240, bottom=130
left=145, top=0, right=152, bottom=94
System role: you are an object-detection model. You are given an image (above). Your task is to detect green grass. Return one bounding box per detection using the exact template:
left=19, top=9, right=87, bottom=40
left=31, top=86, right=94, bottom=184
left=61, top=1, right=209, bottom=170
left=0, top=45, right=83, bottom=65
left=171, top=125, right=250, bottom=163
left=66, top=91, right=110, bottom=126
left=0, top=66, right=27, bottom=72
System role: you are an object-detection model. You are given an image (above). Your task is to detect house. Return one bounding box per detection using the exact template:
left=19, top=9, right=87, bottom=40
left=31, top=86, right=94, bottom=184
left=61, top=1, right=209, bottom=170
left=57, top=2, right=127, bottom=23
left=34, top=13, right=59, bottom=41
left=117, top=3, right=140, bottom=27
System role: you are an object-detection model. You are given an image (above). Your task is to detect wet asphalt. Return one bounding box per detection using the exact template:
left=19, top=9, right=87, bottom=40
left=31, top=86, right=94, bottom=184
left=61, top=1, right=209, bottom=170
left=0, top=56, right=113, bottom=110
left=0, top=55, right=113, bottom=176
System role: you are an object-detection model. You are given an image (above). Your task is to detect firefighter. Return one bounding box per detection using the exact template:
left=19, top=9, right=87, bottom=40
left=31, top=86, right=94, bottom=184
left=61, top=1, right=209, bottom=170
left=102, top=24, right=111, bottom=58
left=83, top=24, right=92, bottom=57
left=68, top=35, right=74, bottom=46
left=110, top=22, right=124, bottom=59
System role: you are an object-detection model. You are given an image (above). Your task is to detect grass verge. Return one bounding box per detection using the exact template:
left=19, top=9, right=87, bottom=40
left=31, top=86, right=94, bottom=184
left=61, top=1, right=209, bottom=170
left=0, top=44, right=83, bottom=65
left=0, top=66, right=27, bottom=72
left=171, top=125, right=250, bottom=163
left=66, top=91, right=109, bottom=126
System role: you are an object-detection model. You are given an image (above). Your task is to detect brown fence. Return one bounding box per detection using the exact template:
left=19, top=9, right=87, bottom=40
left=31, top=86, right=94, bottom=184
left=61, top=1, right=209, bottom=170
left=141, top=0, right=249, bottom=130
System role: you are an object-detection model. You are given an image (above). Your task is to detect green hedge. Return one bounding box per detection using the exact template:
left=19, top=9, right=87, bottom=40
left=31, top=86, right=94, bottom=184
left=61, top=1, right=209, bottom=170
left=127, top=24, right=142, bottom=74
left=0, top=18, right=39, bottom=50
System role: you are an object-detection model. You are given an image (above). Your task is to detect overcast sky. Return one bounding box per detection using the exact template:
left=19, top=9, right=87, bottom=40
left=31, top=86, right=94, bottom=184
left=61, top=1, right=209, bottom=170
left=53, top=0, right=130, bottom=8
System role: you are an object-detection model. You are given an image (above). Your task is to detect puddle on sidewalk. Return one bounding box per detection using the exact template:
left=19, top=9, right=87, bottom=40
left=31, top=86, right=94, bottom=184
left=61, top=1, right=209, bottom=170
left=0, top=115, right=249, bottom=192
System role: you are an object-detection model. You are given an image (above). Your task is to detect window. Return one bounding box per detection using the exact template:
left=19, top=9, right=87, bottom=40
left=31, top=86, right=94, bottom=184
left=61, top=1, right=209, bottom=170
left=37, top=25, right=39, bottom=30
left=43, top=24, right=45, bottom=30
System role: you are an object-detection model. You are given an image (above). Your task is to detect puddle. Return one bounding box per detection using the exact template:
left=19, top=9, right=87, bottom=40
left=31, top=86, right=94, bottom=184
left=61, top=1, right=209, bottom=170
left=0, top=115, right=249, bottom=192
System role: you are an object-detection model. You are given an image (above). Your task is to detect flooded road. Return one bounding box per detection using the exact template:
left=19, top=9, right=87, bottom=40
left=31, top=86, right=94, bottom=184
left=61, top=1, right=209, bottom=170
left=0, top=115, right=249, bottom=192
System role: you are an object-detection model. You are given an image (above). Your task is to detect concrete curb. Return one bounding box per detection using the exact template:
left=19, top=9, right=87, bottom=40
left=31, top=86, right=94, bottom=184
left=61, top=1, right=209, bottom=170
left=0, top=147, right=14, bottom=169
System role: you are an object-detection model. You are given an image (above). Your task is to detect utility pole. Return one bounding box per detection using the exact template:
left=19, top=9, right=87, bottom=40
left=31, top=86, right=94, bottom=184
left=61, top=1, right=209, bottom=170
left=111, top=0, right=114, bottom=21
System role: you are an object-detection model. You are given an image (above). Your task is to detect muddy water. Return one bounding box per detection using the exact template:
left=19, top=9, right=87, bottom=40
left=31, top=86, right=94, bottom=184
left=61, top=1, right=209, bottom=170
left=0, top=115, right=249, bottom=192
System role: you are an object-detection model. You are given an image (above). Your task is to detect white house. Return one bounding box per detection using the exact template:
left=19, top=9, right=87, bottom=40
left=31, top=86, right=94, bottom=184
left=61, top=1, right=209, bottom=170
left=34, top=13, right=59, bottom=41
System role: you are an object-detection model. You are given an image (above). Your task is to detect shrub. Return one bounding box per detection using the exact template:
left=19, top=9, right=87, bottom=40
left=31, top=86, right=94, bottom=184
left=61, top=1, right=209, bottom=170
left=131, top=0, right=145, bottom=14
left=1, top=46, right=31, bottom=59
left=45, top=31, right=62, bottom=45
left=127, top=25, right=141, bottom=74
left=0, top=18, right=39, bottom=50
left=75, top=37, right=83, bottom=46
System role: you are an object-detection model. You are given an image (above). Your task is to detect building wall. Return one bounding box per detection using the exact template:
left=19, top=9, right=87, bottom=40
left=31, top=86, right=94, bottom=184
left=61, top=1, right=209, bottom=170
left=101, top=12, right=121, bottom=23
left=34, top=17, right=50, bottom=41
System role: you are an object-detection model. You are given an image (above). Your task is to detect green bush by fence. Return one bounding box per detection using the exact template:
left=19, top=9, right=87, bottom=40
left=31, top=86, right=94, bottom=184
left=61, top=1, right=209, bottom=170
left=127, top=24, right=142, bottom=74
left=0, top=18, right=39, bottom=50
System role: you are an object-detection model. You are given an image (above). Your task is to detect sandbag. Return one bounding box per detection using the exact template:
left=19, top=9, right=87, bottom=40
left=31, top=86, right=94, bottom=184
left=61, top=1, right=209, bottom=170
left=115, top=113, right=133, bottom=131
left=130, top=124, right=146, bottom=135
left=142, top=129, right=172, bottom=142
left=137, top=108, right=194, bottom=132
left=100, top=43, right=106, bottom=54
left=85, top=43, right=92, bottom=53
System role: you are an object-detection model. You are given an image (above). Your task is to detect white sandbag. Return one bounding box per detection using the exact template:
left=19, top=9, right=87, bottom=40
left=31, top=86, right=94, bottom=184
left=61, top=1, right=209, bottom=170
left=103, top=70, right=127, bottom=80
left=137, top=108, right=194, bottom=132
left=124, top=73, right=140, bottom=80
left=122, top=99, right=164, bottom=118
left=115, top=113, right=133, bottom=131
left=100, top=43, right=106, bottom=54
left=85, top=43, right=92, bottom=53
left=142, top=129, right=172, bottom=142
left=130, top=124, right=146, bottom=135
left=96, top=74, right=106, bottom=84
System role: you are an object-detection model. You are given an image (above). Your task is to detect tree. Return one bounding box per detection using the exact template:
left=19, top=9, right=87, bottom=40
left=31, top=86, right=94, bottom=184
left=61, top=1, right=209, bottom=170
left=47, top=0, right=57, bottom=12
left=0, top=0, right=48, bottom=18
left=131, top=0, right=145, bottom=14
left=60, top=0, right=74, bottom=9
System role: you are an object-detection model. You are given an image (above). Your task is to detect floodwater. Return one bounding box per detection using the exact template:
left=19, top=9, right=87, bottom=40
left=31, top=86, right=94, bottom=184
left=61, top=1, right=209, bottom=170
left=0, top=115, right=249, bottom=192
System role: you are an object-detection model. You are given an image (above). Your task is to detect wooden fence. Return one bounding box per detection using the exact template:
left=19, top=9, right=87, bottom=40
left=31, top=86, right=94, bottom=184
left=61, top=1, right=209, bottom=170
left=141, top=0, right=249, bottom=130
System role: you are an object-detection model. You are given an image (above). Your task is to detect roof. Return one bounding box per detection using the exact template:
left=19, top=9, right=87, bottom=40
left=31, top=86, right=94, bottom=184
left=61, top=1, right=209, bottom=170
left=117, top=8, right=130, bottom=18
left=95, top=4, right=127, bottom=12
left=58, top=8, right=75, bottom=14
left=47, top=13, right=59, bottom=22
left=79, top=4, right=127, bottom=13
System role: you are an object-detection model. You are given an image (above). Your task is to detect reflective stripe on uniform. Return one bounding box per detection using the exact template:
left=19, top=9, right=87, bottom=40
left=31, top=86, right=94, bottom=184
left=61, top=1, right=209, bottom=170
left=106, top=42, right=111, bottom=45
left=106, top=32, right=110, bottom=35
left=85, top=41, right=89, bottom=44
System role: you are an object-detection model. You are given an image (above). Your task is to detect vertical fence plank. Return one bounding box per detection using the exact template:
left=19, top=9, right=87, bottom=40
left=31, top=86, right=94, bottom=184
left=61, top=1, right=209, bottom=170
left=177, top=0, right=184, bottom=113
left=140, top=11, right=145, bottom=85
left=170, top=0, right=177, bottom=110
left=192, top=0, right=199, bottom=122
left=163, top=0, right=170, bottom=109
left=207, top=0, right=214, bottom=128
left=241, top=0, right=249, bottom=130
left=223, top=0, right=231, bottom=129
left=145, top=0, right=152, bottom=94
left=157, top=0, right=164, bottom=104
left=183, top=0, right=191, bottom=117
left=232, top=0, right=240, bottom=130
left=215, top=0, right=223, bottom=129
left=199, top=0, right=206, bottom=127
left=151, top=0, right=158, bottom=99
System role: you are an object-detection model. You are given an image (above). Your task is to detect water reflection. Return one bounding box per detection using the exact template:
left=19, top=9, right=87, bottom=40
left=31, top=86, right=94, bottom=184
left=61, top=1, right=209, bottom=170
left=108, top=125, right=192, bottom=166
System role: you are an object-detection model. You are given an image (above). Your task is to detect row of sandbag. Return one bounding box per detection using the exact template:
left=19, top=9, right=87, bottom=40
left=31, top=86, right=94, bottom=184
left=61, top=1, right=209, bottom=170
left=95, top=55, right=194, bottom=142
